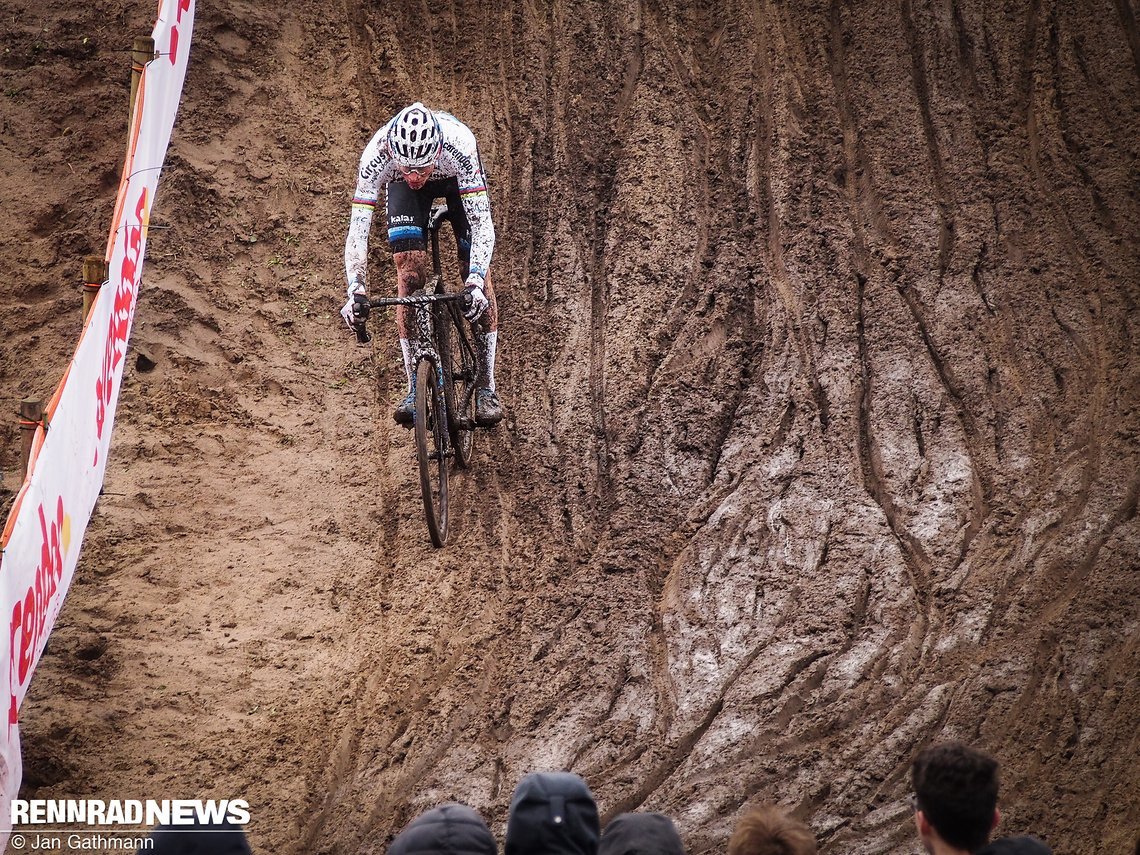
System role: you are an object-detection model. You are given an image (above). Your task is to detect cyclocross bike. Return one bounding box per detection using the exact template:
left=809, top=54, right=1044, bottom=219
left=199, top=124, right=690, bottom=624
left=352, top=201, right=482, bottom=548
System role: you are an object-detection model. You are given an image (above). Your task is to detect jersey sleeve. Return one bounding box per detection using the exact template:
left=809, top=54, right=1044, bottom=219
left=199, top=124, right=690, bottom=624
left=447, top=121, right=495, bottom=282
left=343, top=129, right=390, bottom=295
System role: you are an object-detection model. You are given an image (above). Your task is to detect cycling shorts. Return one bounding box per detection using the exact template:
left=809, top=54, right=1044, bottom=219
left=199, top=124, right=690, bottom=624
left=386, top=176, right=472, bottom=274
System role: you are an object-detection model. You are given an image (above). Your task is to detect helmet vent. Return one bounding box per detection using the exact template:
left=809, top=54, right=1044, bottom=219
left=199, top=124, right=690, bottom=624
left=388, top=102, right=441, bottom=168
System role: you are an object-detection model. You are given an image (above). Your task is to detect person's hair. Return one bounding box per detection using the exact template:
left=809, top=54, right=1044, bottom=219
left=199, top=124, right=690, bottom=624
left=728, top=804, right=816, bottom=855
left=911, top=741, right=999, bottom=851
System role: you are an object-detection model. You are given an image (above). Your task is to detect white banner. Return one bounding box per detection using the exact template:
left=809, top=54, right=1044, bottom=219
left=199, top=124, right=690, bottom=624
left=0, top=0, right=195, bottom=844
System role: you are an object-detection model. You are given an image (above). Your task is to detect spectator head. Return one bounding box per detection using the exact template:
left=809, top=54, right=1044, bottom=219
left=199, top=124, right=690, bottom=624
left=599, top=812, right=685, bottom=855
left=387, top=802, right=497, bottom=855
left=974, top=837, right=1053, bottom=855
left=505, top=771, right=600, bottom=855
left=145, top=820, right=251, bottom=855
left=387, top=802, right=494, bottom=855
left=728, top=804, right=816, bottom=855
left=911, top=741, right=1000, bottom=852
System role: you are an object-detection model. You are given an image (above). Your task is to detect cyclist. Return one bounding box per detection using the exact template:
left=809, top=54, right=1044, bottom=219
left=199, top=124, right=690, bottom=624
left=341, top=102, right=502, bottom=427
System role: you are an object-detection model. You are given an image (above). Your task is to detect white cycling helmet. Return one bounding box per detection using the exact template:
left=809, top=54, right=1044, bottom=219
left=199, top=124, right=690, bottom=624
left=387, top=102, right=442, bottom=168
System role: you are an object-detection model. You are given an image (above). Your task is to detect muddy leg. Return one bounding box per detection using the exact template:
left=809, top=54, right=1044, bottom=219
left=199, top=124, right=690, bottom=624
left=394, top=250, right=430, bottom=389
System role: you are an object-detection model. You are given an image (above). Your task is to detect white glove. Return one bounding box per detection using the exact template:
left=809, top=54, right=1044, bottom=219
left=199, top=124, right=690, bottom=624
left=341, top=281, right=366, bottom=330
left=462, top=276, right=489, bottom=322
left=340, top=297, right=359, bottom=330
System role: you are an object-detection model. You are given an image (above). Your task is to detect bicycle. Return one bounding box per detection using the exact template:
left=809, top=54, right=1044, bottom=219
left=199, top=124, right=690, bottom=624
left=352, top=201, right=482, bottom=548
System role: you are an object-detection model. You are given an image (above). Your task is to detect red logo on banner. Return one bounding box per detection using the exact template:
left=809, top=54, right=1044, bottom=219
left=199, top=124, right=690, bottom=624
left=94, top=188, right=148, bottom=465
left=8, top=498, right=67, bottom=733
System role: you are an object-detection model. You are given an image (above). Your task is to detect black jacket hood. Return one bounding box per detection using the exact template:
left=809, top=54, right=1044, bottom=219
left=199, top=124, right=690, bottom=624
left=387, top=803, right=497, bottom=855
left=975, top=836, right=1053, bottom=855
left=146, top=822, right=251, bottom=855
left=504, top=771, right=600, bottom=855
left=598, top=812, right=686, bottom=855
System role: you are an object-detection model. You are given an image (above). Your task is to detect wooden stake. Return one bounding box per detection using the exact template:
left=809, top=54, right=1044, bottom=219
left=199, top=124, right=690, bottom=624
left=18, top=399, right=43, bottom=483
left=129, top=36, right=155, bottom=117
left=82, top=255, right=107, bottom=322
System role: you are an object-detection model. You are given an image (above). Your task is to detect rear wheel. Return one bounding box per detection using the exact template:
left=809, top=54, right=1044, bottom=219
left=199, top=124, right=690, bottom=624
left=414, top=358, right=448, bottom=547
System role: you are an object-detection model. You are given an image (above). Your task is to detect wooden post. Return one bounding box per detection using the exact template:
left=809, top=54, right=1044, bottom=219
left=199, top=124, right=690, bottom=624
left=18, top=399, right=43, bottom=483
left=129, top=36, right=155, bottom=116
left=82, top=255, right=107, bottom=322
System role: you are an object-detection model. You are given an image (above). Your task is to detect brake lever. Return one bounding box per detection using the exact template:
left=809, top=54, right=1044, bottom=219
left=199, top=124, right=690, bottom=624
left=353, top=293, right=372, bottom=344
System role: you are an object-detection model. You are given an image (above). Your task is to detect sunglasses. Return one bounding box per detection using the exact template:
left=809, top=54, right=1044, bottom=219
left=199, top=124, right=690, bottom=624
left=399, top=163, right=435, bottom=177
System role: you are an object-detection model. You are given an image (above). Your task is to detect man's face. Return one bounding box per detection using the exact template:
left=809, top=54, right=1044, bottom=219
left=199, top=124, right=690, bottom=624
left=401, top=163, right=434, bottom=190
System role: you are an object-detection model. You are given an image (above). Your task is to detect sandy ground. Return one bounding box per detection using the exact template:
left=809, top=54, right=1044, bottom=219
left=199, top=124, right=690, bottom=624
left=1, top=1, right=1138, bottom=853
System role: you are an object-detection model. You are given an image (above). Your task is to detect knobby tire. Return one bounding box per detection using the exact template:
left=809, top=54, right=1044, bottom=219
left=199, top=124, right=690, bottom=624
left=415, top=358, right=449, bottom=547
left=446, top=308, right=477, bottom=469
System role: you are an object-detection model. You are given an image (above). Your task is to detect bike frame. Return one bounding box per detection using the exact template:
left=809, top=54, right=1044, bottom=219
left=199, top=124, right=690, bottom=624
left=368, top=208, right=482, bottom=419
left=369, top=290, right=460, bottom=449
left=358, top=201, right=483, bottom=545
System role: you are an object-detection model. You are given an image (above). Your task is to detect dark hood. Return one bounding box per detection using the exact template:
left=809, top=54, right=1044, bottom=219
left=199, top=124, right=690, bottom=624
left=599, top=813, right=686, bottom=855
left=504, top=771, right=600, bottom=855
left=387, top=803, right=497, bottom=855
left=144, top=822, right=251, bottom=855
left=975, top=836, right=1053, bottom=855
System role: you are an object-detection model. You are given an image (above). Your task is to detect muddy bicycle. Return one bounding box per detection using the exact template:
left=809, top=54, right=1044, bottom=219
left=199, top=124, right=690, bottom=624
left=352, top=202, right=482, bottom=548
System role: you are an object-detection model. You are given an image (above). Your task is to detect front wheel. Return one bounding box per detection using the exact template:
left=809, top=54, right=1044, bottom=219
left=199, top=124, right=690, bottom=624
left=415, top=358, right=449, bottom=547
left=447, top=313, right=477, bottom=469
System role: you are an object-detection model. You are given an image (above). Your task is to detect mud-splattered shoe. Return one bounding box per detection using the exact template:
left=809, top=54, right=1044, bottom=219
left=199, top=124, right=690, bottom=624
left=393, top=390, right=415, bottom=426
left=475, top=388, right=503, bottom=427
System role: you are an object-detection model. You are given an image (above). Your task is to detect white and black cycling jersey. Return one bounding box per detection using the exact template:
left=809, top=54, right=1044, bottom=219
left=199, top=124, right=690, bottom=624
left=344, top=111, right=494, bottom=293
